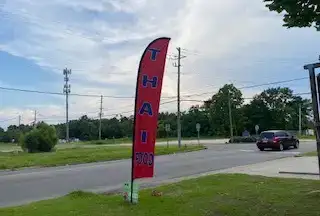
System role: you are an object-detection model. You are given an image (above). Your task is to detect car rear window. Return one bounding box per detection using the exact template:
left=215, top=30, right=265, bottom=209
left=275, top=132, right=286, bottom=137
left=260, top=132, right=274, bottom=139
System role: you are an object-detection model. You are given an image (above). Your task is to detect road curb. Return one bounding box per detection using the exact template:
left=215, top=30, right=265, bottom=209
left=89, top=157, right=299, bottom=195
left=279, top=171, right=319, bottom=176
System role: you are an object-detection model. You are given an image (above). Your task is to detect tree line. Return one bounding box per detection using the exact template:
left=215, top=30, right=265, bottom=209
left=0, top=84, right=313, bottom=143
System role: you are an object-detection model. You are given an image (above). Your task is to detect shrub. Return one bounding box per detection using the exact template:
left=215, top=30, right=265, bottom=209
left=92, top=140, right=106, bottom=145
left=20, top=122, right=58, bottom=153
left=229, top=136, right=257, bottom=143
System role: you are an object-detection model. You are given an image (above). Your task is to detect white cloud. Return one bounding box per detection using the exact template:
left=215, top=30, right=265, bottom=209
left=0, top=0, right=318, bottom=127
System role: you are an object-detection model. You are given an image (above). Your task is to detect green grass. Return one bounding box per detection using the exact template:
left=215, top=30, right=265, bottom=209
left=300, top=151, right=318, bottom=157
left=0, top=145, right=205, bottom=170
left=0, top=143, right=20, bottom=151
left=77, top=137, right=173, bottom=145
left=0, top=137, right=225, bottom=152
left=73, top=136, right=225, bottom=145
left=298, top=135, right=316, bottom=140
left=1, top=174, right=320, bottom=216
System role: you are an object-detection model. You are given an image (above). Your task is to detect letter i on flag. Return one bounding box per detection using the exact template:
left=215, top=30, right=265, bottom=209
left=129, top=37, right=171, bottom=202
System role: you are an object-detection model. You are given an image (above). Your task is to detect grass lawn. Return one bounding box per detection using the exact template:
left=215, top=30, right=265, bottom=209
left=0, top=143, right=20, bottom=152
left=0, top=137, right=224, bottom=152
left=300, top=151, right=318, bottom=157
left=1, top=174, right=320, bottom=216
left=0, top=145, right=205, bottom=170
left=73, top=136, right=225, bottom=145
left=75, top=137, right=179, bottom=145
left=298, top=135, right=316, bottom=140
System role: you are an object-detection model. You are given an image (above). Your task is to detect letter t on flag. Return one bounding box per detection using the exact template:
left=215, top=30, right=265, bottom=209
left=131, top=37, right=171, bottom=180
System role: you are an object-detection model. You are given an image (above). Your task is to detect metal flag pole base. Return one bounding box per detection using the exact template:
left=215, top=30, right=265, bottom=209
left=130, top=179, right=134, bottom=204
left=123, top=180, right=139, bottom=204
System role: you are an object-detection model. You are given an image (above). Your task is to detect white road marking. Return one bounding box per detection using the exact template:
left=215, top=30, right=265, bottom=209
left=239, top=150, right=255, bottom=152
left=239, top=149, right=301, bottom=154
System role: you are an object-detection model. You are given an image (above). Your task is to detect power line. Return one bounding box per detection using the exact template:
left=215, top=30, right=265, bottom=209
left=0, top=85, right=135, bottom=99
left=33, top=99, right=178, bottom=122
left=179, top=92, right=311, bottom=103
left=182, top=77, right=309, bottom=98
left=99, top=99, right=178, bottom=118
left=0, top=84, right=179, bottom=99
left=0, top=77, right=310, bottom=111
left=0, top=76, right=312, bottom=125
left=0, top=117, right=18, bottom=123
left=81, top=91, right=311, bottom=118
left=4, top=91, right=311, bottom=125
left=238, top=77, right=308, bottom=90
left=35, top=97, right=177, bottom=120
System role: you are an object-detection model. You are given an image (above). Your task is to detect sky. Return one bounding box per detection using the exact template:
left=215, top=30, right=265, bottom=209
left=0, top=0, right=319, bottom=128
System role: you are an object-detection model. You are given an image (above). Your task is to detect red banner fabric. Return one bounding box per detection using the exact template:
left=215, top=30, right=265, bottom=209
left=132, top=37, right=171, bottom=179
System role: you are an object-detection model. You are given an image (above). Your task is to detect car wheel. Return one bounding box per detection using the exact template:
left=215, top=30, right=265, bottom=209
left=294, top=141, right=299, bottom=149
left=279, top=143, right=284, bottom=151
left=258, top=147, right=264, bottom=151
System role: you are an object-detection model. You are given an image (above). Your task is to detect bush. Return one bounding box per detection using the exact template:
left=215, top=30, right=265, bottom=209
left=92, top=140, right=107, bottom=145
left=229, top=136, right=257, bottom=143
left=20, top=122, right=58, bottom=153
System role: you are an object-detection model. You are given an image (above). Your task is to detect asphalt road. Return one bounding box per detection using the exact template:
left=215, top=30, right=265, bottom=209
left=0, top=140, right=316, bottom=207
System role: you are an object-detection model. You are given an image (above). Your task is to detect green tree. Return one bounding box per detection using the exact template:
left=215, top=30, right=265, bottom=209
left=119, top=115, right=133, bottom=138
left=0, top=127, right=6, bottom=143
left=181, top=105, right=211, bottom=137
left=205, top=84, right=244, bottom=137
left=22, top=85, right=311, bottom=142
left=68, top=115, right=99, bottom=140
left=158, top=112, right=177, bottom=138
left=264, top=0, right=320, bottom=30
left=101, top=117, right=123, bottom=139
left=241, top=98, right=272, bottom=133
left=20, top=122, right=58, bottom=153
left=245, top=87, right=311, bottom=132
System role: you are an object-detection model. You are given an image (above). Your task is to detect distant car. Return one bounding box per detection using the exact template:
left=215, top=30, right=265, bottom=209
left=256, top=130, right=299, bottom=151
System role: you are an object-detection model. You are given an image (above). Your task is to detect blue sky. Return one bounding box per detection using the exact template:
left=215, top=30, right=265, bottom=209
left=0, top=0, right=319, bottom=128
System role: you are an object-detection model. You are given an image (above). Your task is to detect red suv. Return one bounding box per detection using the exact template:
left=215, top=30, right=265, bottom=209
left=256, top=130, right=299, bottom=151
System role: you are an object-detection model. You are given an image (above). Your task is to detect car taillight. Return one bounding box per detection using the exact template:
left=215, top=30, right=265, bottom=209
left=273, top=137, right=280, bottom=143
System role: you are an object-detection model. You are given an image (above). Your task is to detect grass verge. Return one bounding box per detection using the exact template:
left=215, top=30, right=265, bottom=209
left=0, top=145, right=205, bottom=170
left=300, top=151, right=318, bottom=157
left=1, top=174, right=320, bottom=216
left=298, top=135, right=316, bottom=140
left=73, top=136, right=225, bottom=145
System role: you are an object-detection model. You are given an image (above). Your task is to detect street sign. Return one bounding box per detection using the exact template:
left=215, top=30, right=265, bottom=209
left=165, top=124, right=170, bottom=148
left=255, top=125, right=259, bottom=132
left=255, top=125, right=259, bottom=135
left=196, top=123, right=201, bottom=145
left=196, top=123, right=201, bottom=131
left=165, top=124, right=171, bottom=132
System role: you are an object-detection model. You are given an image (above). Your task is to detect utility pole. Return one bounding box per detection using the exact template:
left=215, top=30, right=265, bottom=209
left=99, top=95, right=103, bottom=140
left=177, top=47, right=181, bottom=148
left=63, top=68, right=71, bottom=143
left=33, top=110, right=37, bottom=128
left=172, top=48, right=186, bottom=148
left=228, top=91, right=234, bottom=143
left=18, top=115, right=21, bottom=126
left=299, top=103, right=302, bottom=136
left=304, top=57, right=320, bottom=177
left=172, top=47, right=182, bottom=148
